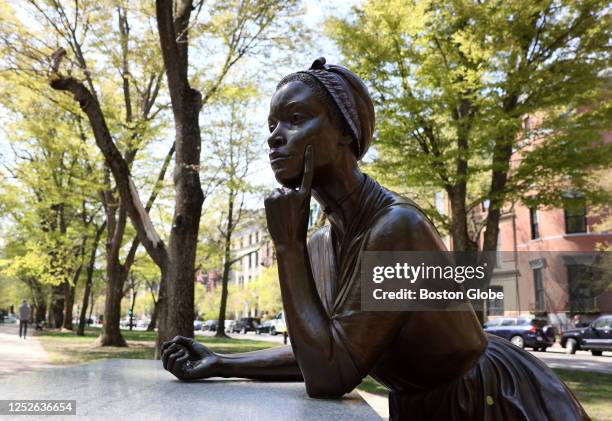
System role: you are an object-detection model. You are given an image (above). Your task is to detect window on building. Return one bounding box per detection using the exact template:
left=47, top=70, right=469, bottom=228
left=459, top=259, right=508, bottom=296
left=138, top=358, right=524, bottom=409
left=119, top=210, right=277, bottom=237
left=567, top=264, right=594, bottom=312
left=255, top=252, right=259, bottom=267
left=529, top=207, right=539, bottom=239
left=488, top=286, right=504, bottom=316
left=256, top=231, right=259, bottom=243
left=565, top=205, right=587, bottom=234
left=248, top=253, right=252, bottom=269
left=481, top=199, right=490, bottom=212
left=435, top=191, right=446, bottom=215
left=533, top=268, right=545, bottom=311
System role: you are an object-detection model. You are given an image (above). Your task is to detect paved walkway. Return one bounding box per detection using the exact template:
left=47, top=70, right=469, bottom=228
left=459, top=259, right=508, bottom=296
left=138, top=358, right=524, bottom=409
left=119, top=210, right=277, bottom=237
left=0, top=322, right=53, bottom=377
left=528, top=344, right=612, bottom=374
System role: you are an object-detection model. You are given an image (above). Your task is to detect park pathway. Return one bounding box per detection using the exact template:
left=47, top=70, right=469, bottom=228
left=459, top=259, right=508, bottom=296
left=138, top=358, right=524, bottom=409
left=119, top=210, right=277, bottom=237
left=0, top=322, right=53, bottom=377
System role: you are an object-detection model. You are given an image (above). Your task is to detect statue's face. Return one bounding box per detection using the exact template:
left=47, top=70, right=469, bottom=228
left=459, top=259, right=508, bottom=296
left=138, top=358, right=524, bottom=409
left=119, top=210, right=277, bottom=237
left=267, top=81, right=346, bottom=189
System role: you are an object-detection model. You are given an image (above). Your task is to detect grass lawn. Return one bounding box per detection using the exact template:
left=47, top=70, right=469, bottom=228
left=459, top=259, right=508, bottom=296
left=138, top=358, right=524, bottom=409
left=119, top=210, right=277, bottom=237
left=37, top=327, right=280, bottom=365
left=359, top=371, right=612, bottom=421
left=555, top=369, right=612, bottom=421
left=37, top=328, right=611, bottom=420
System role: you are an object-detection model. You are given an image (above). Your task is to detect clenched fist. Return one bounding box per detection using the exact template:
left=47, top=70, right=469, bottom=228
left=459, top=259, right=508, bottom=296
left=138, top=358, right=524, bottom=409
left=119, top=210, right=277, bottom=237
left=161, top=336, right=219, bottom=380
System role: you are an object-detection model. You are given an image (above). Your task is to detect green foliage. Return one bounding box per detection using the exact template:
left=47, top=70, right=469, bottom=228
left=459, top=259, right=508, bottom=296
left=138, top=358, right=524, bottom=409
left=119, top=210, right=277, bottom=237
left=246, top=263, right=282, bottom=316
left=0, top=80, right=103, bottom=292
left=326, top=0, right=612, bottom=238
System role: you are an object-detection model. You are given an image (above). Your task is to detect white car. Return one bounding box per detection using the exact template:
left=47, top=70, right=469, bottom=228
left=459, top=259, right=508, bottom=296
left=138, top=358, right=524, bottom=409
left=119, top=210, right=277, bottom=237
left=269, top=311, right=287, bottom=335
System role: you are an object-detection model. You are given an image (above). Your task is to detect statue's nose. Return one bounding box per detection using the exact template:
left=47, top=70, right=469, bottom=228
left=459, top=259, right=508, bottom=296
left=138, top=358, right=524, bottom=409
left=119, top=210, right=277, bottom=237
left=267, top=131, right=286, bottom=149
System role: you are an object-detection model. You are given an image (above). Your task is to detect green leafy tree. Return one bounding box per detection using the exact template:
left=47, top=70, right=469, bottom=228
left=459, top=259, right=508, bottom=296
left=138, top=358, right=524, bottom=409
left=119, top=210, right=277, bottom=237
left=326, top=0, right=612, bottom=257
left=0, top=0, right=307, bottom=355
left=1, top=0, right=174, bottom=345
left=0, top=86, right=103, bottom=328
left=247, top=262, right=282, bottom=316
left=200, top=85, right=262, bottom=338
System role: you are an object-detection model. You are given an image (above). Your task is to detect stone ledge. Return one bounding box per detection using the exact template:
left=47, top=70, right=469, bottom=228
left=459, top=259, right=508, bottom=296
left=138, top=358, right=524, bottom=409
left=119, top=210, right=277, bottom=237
left=0, top=359, right=381, bottom=420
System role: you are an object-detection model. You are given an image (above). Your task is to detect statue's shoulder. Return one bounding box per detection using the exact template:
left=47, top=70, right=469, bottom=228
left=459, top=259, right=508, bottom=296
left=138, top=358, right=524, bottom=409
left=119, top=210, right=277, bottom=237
left=371, top=184, right=432, bottom=227
left=366, top=187, right=445, bottom=251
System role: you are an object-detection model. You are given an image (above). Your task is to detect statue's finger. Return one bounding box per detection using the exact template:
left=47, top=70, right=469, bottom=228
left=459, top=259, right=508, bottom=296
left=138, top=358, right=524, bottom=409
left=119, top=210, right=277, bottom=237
left=167, top=349, right=186, bottom=374
left=162, top=344, right=184, bottom=369
left=300, top=144, right=313, bottom=193
left=172, top=336, right=194, bottom=349
left=162, top=339, right=179, bottom=350
left=174, top=354, right=191, bottom=377
left=162, top=343, right=180, bottom=359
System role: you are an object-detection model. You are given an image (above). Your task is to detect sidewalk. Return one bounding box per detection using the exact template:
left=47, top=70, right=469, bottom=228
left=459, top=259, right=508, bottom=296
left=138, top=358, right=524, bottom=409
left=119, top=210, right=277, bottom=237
left=0, top=322, right=53, bottom=377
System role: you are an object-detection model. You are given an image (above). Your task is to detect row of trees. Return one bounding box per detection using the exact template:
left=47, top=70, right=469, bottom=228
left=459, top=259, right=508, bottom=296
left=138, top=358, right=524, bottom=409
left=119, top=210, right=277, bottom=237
left=0, top=0, right=304, bottom=353
left=327, top=0, right=611, bottom=254
left=1, top=0, right=610, bottom=352
left=196, top=263, right=281, bottom=322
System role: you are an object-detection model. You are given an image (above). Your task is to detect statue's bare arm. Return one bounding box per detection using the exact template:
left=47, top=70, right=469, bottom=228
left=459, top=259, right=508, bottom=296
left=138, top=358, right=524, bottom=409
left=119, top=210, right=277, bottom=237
left=161, top=339, right=302, bottom=381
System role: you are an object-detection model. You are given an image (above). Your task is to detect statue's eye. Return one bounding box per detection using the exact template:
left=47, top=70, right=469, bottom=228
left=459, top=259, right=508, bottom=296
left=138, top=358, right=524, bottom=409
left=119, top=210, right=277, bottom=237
left=268, top=122, right=277, bottom=132
left=290, top=113, right=303, bottom=124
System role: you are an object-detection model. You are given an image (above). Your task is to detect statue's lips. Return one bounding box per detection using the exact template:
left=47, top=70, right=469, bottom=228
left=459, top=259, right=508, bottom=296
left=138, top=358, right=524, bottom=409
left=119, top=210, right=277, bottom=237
left=269, top=154, right=292, bottom=166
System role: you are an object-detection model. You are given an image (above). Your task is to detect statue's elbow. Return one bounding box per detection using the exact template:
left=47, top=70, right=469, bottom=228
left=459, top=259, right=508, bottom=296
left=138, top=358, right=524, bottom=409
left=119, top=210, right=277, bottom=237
left=304, top=379, right=354, bottom=399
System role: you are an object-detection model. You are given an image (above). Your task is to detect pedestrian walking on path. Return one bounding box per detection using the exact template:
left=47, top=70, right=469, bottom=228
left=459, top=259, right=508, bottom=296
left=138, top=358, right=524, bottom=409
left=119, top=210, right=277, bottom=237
left=0, top=323, right=53, bottom=376
left=19, top=299, right=31, bottom=339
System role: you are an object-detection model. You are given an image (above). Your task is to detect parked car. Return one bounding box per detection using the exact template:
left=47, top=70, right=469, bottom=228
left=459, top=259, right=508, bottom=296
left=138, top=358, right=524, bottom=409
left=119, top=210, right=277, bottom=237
left=120, top=317, right=134, bottom=328
left=484, top=316, right=555, bottom=351
left=193, top=320, right=202, bottom=331
left=232, top=317, right=260, bottom=334
left=4, top=314, right=18, bottom=324
left=202, top=320, right=218, bottom=332
left=483, top=317, right=513, bottom=329
left=561, top=315, right=612, bottom=356
left=268, top=311, right=287, bottom=336
left=224, top=320, right=235, bottom=333
left=256, top=320, right=273, bottom=334
left=136, top=319, right=150, bottom=329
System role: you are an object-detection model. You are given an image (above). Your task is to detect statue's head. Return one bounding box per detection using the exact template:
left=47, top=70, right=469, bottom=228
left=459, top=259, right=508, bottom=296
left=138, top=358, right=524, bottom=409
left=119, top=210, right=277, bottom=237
left=267, top=57, right=374, bottom=189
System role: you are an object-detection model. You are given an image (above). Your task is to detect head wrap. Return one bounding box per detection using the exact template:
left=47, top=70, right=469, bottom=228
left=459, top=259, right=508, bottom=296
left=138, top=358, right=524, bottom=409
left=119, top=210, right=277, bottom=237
left=297, top=57, right=375, bottom=160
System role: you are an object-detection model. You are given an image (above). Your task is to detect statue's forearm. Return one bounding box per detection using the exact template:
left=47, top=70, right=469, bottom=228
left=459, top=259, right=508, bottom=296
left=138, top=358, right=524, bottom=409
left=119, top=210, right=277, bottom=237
left=214, top=345, right=302, bottom=381
left=276, top=243, right=330, bottom=343
left=275, top=242, right=360, bottom=396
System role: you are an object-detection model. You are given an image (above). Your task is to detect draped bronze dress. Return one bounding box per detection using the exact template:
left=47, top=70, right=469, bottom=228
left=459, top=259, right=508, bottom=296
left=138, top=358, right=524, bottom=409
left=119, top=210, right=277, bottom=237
left=306, top=174, right=589, bottom=421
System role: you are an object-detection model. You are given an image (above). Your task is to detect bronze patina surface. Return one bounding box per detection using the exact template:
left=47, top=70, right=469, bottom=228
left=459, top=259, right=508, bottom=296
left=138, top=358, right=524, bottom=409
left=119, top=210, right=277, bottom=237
left=162, top=58, right=589, bottom=421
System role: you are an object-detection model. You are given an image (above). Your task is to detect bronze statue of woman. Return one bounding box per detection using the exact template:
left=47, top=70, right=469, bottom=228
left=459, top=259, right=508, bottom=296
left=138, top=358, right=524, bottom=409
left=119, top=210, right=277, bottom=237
left=161, top=58, right=589, bottom=421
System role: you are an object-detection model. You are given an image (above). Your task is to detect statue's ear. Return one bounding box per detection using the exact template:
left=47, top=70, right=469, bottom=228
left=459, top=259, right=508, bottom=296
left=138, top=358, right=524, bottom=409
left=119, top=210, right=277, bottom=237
left=338, top=132, right=354, bottom=147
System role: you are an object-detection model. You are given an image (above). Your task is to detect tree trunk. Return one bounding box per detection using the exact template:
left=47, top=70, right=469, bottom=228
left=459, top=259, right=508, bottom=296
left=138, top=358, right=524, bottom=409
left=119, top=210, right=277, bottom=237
left=62, top=281, right=76, bottom=330
left=154, top=0, right=204, bottom=355
left=78, top=224, right=105, bottom=336
left=49, top=283, right=66, bottom=328
left=62, top=263, right=82, bottom=330
left=147, top=299, right=158, bottom=331
left=129, top=283, right=137, bottom=331
left=97, top=262, right=128, bottom=346
left=216, top=193, right=235, bottom=338
left=35, top=301, right=47, bottom=326
left=88, top=289, right=95, bottom=320
left=447, top=182, right=478, bottom=252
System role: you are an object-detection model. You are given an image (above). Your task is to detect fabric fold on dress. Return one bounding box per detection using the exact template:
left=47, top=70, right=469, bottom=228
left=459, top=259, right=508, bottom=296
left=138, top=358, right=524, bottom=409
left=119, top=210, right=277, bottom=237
left=306, top=174, right=589, bottom=421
